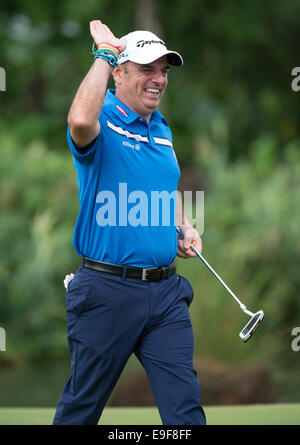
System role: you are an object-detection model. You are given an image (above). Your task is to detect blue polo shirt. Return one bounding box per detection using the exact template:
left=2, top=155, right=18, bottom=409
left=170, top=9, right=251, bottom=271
left=67, top=89, right=180, bottom=267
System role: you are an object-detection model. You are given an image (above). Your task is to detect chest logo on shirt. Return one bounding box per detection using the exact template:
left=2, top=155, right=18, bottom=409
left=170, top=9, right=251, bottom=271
left=122, top=140, right=141, bottom=150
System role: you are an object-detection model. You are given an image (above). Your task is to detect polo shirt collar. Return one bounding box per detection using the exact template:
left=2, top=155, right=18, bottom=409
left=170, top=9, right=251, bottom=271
left=104, top=89, right=168, bottom=126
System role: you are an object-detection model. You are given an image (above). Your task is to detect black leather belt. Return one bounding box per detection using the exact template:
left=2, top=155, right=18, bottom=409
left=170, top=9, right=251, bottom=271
left=82, top=257, right=176, bottom=282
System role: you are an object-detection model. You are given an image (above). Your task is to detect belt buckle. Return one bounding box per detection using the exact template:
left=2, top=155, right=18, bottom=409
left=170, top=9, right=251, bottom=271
left=142, top=267, right=156, bottom=281
left=161, top=266, right=169, bottom=279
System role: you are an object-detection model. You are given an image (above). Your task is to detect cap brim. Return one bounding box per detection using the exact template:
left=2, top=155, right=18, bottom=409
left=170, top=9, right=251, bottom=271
left=166, top=51, right=183, bottom=66
left=118, top=48, right=183, bottom=67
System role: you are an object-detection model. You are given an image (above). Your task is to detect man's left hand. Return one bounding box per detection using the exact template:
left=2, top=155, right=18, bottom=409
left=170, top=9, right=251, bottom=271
left=177, top=227, right=202, bottom=258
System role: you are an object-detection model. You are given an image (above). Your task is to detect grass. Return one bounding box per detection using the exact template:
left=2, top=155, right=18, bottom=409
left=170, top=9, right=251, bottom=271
left=0, top=404, right=299, bottom=425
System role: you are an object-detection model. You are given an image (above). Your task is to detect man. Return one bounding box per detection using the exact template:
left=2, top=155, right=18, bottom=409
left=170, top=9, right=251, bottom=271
left=53, top=20, right=206, bottom=425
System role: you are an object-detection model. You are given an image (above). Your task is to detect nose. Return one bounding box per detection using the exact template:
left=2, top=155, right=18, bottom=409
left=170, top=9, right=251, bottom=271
left=151, top=70, right=167, bottom=85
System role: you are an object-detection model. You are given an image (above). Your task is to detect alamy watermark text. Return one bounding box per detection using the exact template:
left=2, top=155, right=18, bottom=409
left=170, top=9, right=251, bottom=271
left=0, top=67, right=6, bottom=91
left=0, top=327, right=6, bottom=351
left=95, top=185, right=204, bottom=234
left=291, top=67, right=300, bottom=91
left=291, top=327, right=300, bottom=352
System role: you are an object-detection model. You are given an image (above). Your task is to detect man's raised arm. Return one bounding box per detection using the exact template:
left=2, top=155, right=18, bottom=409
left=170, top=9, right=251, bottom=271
left=68, top=20, right=126, bottom=147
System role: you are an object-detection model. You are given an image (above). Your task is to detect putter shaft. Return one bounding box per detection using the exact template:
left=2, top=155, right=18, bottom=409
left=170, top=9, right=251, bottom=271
left=176, top=228, right=254, bottom=316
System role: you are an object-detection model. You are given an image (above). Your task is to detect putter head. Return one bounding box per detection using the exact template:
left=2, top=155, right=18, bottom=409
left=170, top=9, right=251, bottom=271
left=239, top=310, right=264, bottom=343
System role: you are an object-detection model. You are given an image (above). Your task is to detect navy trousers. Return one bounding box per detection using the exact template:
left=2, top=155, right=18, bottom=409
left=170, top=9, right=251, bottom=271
left=53, top=266, right=206, bottom=425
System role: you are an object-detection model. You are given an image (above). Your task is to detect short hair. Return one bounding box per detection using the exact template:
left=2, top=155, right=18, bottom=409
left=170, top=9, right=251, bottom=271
left=113, top=62, right=129, bottom=88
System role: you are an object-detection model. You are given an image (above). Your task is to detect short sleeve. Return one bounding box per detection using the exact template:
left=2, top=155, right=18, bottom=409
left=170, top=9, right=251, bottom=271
left=67, top=124, right=103, bottom=164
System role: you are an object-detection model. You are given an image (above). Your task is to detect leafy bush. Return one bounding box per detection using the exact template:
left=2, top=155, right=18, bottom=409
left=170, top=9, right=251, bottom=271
left=0, top=134, right=79, bottom=362
left=176, top=136, right=300, bottom=399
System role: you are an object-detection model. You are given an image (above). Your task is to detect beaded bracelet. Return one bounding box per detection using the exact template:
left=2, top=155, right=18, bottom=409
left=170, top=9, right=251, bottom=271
left=92, top=43, right=119, bottom=68
left=96, top=41, right=121, bottom=52
left=92, top=41, right=120, bottom=55
left=94, top=48, right=119, bottom=68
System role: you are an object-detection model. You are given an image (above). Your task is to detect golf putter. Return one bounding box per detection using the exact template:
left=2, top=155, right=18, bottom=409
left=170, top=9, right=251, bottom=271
left=176, top=228, right=264, bottom=342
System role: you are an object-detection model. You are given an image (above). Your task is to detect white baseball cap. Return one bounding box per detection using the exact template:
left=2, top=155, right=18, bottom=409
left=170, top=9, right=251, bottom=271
left=117, top=30, right=183, bottom=67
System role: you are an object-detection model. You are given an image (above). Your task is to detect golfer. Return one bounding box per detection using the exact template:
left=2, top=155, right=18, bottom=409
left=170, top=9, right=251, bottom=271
left=53, top=20, right=206, bottom=425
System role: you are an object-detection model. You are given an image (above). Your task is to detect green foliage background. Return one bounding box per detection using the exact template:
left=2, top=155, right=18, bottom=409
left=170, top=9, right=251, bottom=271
left=0, top=0, right=300, bottom=403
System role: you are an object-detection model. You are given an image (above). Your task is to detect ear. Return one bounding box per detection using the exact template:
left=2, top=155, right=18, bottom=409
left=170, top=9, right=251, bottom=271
left=113, top=65, right=122, bottom=86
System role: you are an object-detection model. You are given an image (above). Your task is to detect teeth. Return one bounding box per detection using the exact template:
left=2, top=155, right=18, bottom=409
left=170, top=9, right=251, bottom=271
left=145, top=88, right=159, bottom=94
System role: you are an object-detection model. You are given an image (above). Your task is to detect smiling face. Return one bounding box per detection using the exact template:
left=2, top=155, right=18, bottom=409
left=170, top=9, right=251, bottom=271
left=114, top=56, right=169, bottom=122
